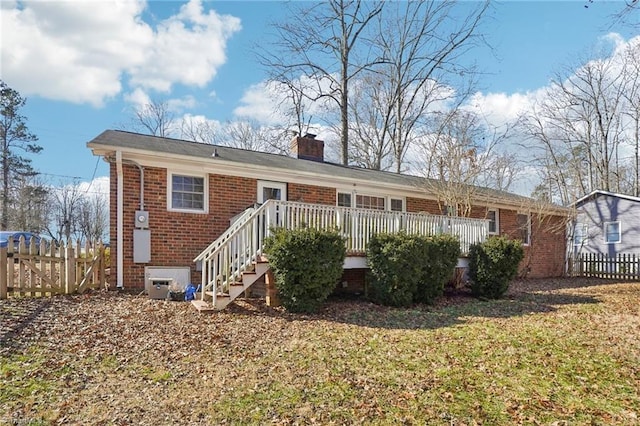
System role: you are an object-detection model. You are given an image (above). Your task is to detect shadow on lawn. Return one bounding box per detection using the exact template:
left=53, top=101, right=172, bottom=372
left=320, top=291, right=600, bottom=330
left=0, top=298, right=53, bottom=356
left=227, top=281, right=603, bottom=331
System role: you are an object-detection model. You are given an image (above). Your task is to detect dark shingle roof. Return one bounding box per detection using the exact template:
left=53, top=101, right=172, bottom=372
left=88, top=129, right=540, bottom=207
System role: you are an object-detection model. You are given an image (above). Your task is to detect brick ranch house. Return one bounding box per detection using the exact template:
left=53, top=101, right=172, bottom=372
left=88, top=130, right=569, bottom=309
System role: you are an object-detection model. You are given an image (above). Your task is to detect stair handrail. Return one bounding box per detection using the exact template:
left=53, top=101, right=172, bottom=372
left=193, top=204, right=259, bottom=263
left=197, top=200, right=277, bottom=306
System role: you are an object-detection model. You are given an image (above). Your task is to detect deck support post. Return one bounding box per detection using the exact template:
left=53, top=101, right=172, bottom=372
left=265, top=269, right=280, bottom=307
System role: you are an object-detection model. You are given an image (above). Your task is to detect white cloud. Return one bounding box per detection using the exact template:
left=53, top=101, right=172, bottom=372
left=1, top=0, right=241, bottom=107
left=234, top=76, right=337, bottom=126
left=124, top=88, right=152, bottom=112
left=233, top=81, right=284, bottom=124
left=466, top=91, right=537, bottom=128
left=77, top=176, right=110, bottom=199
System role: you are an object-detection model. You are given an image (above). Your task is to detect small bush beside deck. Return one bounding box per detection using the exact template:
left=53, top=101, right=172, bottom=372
left=468, top=236, right=525, bottom=299
left=366, top=232, right=460, bottom=307
left=263, top=227, right=346, bottom=313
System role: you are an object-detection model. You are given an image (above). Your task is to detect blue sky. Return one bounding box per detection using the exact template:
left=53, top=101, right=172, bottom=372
left=1, top=0, right=638, bottom=194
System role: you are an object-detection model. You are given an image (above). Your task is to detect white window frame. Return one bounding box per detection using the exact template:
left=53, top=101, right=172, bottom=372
left=604, top=221, right=621, bottom=244
left=516, top=212, right=531, bottom=246
left=337, top=192, right=352, bottom=208
left=390, top=197, right=404, bottom=212
left=257, top=180, right=287, bottom=203
left=573, top=223, right=588, bottom=246
left=335, top=190, right=405, bottom=212
left=487, top=209, right=499, bottom=235
left=167, top=172, right=208, bottom=214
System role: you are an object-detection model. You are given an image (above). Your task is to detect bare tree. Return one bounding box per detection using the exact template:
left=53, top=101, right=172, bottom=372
left=350, top=0, right=490, bottom=173
left=0, top=80, right=43, bottom=230
left=45, top=181, right=84, bottom=243
left=419, top=109, right=515, bottom=216
left=77, top=193, right=108, bottom=242
left=125, top=99, right=176, bottom=138
left=520, top=54, right=628, bottom=204
left=181, top=117, right=290, bottom=154
left=262, top=0, right=385, bottom=165
left=10, top=174, right=48, bottom=233
left=620, top=42, right=640, bottom=196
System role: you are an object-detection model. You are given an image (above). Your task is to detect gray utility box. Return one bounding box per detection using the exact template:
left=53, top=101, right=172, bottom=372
left=148, top=278, right=173, bottom=300
left=144, top=266, right=191, bottom=300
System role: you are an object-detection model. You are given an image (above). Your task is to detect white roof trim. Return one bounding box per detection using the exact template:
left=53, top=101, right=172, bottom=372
left=574, top=190, right=640, bottom=206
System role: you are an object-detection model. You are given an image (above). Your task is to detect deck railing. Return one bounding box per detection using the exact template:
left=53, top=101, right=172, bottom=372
left=195, top=200, right=489, bottom=304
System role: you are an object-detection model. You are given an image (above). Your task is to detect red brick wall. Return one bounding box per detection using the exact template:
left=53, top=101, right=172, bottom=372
left=111, top=164, right=566, bottom=290
left=288, top=183, right=335, bottom=205
left=112, top=166, right=346, bottom=289
left=498, top=209, right=566, bottom=278
left=113, top=165, right=257, bottom=289
left=406, top=197, right=440, bottom=214
left=334, top=268, right=367, bottom=295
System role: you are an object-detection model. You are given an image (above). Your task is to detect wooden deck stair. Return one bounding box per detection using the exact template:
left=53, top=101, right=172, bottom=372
left=191, top=258, right=270, bottom=312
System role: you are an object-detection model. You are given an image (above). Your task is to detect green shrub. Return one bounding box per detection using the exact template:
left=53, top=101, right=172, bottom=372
left=263, top=227, right=346, bottom=313
left=366, top=233, right=460, bottom=307
left=468, top=236, right=524, bottom=299
left=414, top=234, right=460, bottom=304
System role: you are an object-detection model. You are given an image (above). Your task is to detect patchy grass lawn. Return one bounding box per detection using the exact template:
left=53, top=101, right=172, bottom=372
left=1, top=278, right=639, bottom=425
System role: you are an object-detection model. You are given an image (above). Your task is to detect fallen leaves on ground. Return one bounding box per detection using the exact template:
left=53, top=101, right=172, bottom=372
left=1, top=277, right=639, bottom=425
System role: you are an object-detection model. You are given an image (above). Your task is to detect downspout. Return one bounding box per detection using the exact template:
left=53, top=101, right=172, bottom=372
left=116, top=156, right=145, bottom=289
left=116, top=151, right=124, bottom=289
left=122, top=160, right=145, bottom=211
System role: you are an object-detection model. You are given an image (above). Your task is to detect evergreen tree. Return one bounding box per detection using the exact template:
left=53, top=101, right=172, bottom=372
left=0, top=80, right=43, bottom=230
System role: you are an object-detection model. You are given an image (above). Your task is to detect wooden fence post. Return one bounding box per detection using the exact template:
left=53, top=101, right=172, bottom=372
left=0, top=247, right=7, bottom=299
left=65, top=243, right=75, bottom=295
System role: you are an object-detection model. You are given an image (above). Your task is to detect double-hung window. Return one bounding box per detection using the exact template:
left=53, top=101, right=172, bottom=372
left=604, top=221, right=621, bottom=244
left=169, top=173, right=207, bottom=213
left=487, top=209, right=499, bottom=235
left=337, top=192, right=352, bottom=208
left=516, top=213, right=531, bottom=245
left=573, top=223, right=588, bottom=246
left=356, top=194, right=385, bottom=210
left=336, top=191, right=404, bottom=212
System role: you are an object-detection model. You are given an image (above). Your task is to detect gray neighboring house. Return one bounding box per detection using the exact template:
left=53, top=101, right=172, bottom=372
left=573, top=190, right=640, bottom=256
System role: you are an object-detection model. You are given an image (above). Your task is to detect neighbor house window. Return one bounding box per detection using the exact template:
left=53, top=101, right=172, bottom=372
left=487, top=209, right=499, bottom=235
left=337, top=192, right=352, bottom=208
left=169, top=173, right=207, bottom=212
left=356, top=194, right=385, bottom=210
left=573, top=223, right=588, bottom=246
left=516, top=213, right=531, bottom=245
left=604, top=221, right=621, bottom=243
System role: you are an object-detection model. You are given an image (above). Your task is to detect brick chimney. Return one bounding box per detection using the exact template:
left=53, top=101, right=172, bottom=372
left=291, top=133, right=324, bottom=162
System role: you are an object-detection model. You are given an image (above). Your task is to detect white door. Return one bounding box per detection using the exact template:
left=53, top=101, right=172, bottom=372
left=257, top=180, right=287, bottom=203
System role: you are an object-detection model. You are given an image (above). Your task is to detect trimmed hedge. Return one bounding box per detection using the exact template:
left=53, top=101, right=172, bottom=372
left=468, top=236, right=524, bottom=299
left=366, top=233, right=460, bottom=307
left=415, top=234, right=461, bottom=304
left=263, top=227, right=346, bottom=313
